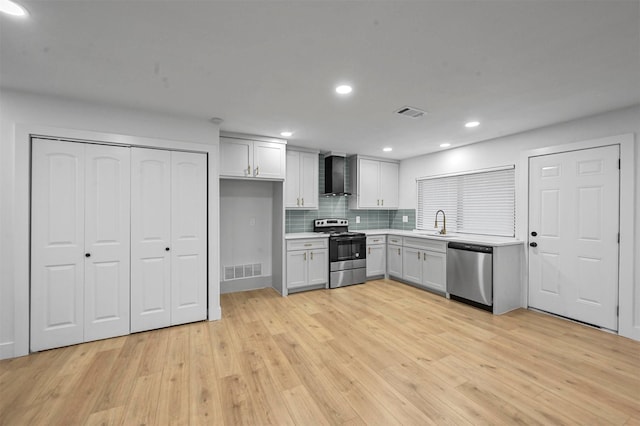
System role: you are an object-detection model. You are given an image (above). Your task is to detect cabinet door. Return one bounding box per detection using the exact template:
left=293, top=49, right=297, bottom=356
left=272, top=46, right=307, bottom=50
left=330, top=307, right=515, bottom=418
left=84, top=144, right=131, bottom=342
left=358, top=159, right=380, bottom=208
left=31, top=139, right=85, bottom=351
left=387, top=244, right=403, bottom=278
left=170, top=151, right=207, bottom=326
left=299, top=152, right=318, bottom=208
left=220, top=138, right=252, bottom=177
left=402, top=247, right=422, bottom=285
left=254, top=141, right=286, bottom=179
left=422, top=251, right=447, bottom=292
left=286, top=251, right=308, bottom=289
left=131, top=148, right=172, bottom=332
left=308, top=249, right=328, bottom=286
left=285, top=150, right=301, bottom=208
left=379, top=161, right=399, bottom=208
left=366, top=244, right=386, bottom=277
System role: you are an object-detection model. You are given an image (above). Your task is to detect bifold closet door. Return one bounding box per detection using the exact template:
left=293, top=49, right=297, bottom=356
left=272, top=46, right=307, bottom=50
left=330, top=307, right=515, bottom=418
left=31, top=139, right=130, bottom=351
left=170, top=151, right=207, bottom=325
left=131, top=148, right=207, bottom=332
left=131, top=148, right=172, bottom=332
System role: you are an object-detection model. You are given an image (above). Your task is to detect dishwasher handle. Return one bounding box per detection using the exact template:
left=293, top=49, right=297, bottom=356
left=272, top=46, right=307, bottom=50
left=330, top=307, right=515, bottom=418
left=447, top=242, right=493, bottom=254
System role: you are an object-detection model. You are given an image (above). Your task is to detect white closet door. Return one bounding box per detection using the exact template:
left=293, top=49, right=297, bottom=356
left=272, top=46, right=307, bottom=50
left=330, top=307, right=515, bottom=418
left=84, top=144, right=131, bottom=342
left=131, top=148, right=172, bottom=332
left=170, top=151, right=207, bottom=325
left=31, top=139, right=85, bottom=351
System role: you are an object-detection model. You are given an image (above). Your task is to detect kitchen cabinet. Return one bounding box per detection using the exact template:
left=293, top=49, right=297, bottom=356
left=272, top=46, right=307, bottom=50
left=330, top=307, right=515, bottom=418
left=366, top=235, right=386, bottom=278
left=220, top=135, right=286, bottom=179
left=285, top=149, right=318, bottom=209
left=286, top=238, right=328, bottom=291
left=349, top=156, right=399, bottom=209
left=387, top=236, right=403, bottom=279
left=402, top=237, right=447, bottom=293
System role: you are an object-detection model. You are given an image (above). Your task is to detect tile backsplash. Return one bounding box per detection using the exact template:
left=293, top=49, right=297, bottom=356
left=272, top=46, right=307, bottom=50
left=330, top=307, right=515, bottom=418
left=285, top=155, right=416, bottom=233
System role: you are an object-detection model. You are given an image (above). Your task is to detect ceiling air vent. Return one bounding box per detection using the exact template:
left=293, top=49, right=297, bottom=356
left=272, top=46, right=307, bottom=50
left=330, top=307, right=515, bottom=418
left=395, top=106, right=426, bottom=119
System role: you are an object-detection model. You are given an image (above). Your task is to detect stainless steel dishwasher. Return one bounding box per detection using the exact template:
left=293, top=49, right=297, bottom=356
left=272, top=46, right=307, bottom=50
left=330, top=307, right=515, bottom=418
left=447, top=242, right=493, bottom=311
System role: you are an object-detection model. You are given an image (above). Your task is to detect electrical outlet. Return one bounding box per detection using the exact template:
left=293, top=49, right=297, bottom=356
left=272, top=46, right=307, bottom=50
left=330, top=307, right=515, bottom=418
left=249, top=218, right=256, bottom=226
left=402, top=215, right=408, bottom=223
left=355, top=216, right=360, bottom=224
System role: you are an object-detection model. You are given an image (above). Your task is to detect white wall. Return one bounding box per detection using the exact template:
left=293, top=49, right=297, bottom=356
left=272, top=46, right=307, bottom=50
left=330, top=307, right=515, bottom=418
left=0, top=89, right=220, bottom=359
left=399, top=105, right=640, bottom=339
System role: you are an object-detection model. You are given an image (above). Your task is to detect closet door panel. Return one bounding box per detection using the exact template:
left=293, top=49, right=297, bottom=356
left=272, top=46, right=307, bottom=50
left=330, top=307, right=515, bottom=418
left=31, top=139, right=85, bottom=351
left=170, top=151, right=207, bottom=325
left=84, top=144, right=131, bottom=342
left=131, top=148, right=172, bottom=332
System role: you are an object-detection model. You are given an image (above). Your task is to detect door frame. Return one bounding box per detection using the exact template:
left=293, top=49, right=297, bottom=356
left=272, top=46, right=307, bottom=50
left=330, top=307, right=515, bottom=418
left=13, top=123, right=221, bottom=358
left=518, top=133, right=636, bottom=339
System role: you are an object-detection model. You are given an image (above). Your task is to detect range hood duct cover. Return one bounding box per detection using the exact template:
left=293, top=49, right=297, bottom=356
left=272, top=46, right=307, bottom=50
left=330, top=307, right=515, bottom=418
left=323, top=155, right=351, bottom=196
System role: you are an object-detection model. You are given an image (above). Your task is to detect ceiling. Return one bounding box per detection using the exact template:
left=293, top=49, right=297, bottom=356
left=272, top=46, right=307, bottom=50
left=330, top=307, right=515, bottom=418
left=1, top=1, right=639, bottom=159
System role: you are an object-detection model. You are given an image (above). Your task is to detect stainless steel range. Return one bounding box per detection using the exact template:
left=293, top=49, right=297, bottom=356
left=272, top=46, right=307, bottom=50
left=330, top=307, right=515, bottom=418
left=313, top=219, right=366, bottom=288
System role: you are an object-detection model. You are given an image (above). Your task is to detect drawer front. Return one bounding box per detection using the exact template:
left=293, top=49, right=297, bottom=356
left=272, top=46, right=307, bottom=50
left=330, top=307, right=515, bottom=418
left=366, top=235, right=387, bottom=245
left=287, top=238, right=328, bottom=251
left=403, top=237, right=447, bottom=253
left=387, top=235, right=403, bottom=246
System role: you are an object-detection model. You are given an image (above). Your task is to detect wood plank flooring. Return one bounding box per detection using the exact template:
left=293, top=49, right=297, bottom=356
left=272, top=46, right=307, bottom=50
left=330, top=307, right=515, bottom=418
left=1, top=279, right=639, bottom=425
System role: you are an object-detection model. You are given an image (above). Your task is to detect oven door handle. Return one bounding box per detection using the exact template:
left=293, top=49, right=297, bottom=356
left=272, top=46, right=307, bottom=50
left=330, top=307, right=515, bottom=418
left=332, top=237, right=364, bottom=242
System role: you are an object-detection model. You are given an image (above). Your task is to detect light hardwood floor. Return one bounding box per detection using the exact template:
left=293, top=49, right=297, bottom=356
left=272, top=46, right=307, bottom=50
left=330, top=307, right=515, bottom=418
left=1, top=279, right=639, bottom=425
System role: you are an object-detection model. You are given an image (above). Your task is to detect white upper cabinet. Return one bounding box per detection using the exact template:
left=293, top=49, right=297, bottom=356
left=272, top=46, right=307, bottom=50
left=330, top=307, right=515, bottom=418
left=220, top=136, right=286, bottom=180
left=349, top=156, right=399, bottom=209
left=285, top=149, right=319, bottom=209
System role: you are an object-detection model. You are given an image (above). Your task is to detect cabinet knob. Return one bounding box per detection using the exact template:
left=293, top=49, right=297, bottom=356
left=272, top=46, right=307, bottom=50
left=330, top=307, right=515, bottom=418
left=531, top=231, right=538, bottom=237
left=85, top=253, right=91, bottom=258
left=529, top=242, right=538, bottom=247
left=165, top=247, right=170, bottom=251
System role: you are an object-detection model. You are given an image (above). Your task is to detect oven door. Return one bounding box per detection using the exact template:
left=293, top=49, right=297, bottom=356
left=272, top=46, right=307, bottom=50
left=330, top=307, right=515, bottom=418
left=329, top=236, right=367, bottom=263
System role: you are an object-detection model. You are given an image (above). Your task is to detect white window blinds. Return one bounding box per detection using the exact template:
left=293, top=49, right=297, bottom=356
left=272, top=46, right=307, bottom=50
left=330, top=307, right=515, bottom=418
left=416, top=166, right=515, bottom=237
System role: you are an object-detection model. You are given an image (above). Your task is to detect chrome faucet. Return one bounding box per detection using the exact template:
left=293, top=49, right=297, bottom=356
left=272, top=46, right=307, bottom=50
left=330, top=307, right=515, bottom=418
left=434, top=209, right=447, bottom=235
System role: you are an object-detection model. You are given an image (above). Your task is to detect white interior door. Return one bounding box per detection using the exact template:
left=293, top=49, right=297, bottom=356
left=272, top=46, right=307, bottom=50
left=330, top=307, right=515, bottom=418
left=528, top=145, right=620, bottom=330
left=84, top=144, right=131, bottom=342
left=31, top=139, right=85, bottom=351
left=170, top=151, right=207, bottom=325
left=131, top=148, right=172, bottom=332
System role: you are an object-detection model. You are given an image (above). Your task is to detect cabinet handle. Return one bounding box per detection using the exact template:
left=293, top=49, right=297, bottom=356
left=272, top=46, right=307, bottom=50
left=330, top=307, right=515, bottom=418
left=304, top=243, right=312, bottom=247
left=255, top=166, right=259, bottom=176
left=423, top=252, right=426, bottom=261
left=304, top=252, right=307, bottom=261
left=310, top=252, right=314, bottom=260
left=297, top=198, right=300, bottom=206
left=381, top=199, right=384, bottom=206
left=377, top=199, right=380, bottom=206
left=247, top=164, right=251, bottom=175
left=398, top=248, right=401, bottom=255
left=368, top=247, right=371, bottom=255
left=417, top=251, right=420, bottom=260
left=301, top=198, right=304, bottom=206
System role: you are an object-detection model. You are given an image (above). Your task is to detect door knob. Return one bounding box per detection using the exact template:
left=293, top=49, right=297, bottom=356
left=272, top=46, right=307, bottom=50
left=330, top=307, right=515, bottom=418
left=529, top=242, right=538, bottom=247
left=85, top=253, right=91, bottom=257
left=531, top=231, right=538, bottom=237
left=165, top=247, right=170, bottom=251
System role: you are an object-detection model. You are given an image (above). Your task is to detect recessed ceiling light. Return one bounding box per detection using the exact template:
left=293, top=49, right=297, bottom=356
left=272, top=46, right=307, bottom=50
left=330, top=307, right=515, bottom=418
left=0, top=0, right=28, bottom=16
left=383, top=147, right=392, bottom=152
left=280, top=131, right=293, bottom=137
left=335, top=85, right=353, bottom=95
left=440, top=143, right=451, bottom=148
left=465, top=121, right=480, bottom=128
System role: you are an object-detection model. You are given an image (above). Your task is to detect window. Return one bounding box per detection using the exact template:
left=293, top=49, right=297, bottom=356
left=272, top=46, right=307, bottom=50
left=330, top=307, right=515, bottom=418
left=416, top=166, right=515, bottom=237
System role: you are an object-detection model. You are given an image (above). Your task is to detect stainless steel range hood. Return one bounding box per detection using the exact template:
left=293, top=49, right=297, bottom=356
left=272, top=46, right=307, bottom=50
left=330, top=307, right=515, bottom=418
left=323, top=154, right=351, bottom=196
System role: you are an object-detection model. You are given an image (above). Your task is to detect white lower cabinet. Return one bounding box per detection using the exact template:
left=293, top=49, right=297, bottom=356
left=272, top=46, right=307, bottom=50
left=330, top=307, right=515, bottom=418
left=366, top=235, right=386, bottom=278
left=402, top=238, right=447, bottom=293
left=286, top=238, right=328, bottom=291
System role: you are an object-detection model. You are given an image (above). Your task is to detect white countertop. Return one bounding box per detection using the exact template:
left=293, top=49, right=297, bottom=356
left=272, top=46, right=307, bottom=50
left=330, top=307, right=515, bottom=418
left=286, top=229, right=522, bottom=246
left=364, top=229, right=523, bottom=247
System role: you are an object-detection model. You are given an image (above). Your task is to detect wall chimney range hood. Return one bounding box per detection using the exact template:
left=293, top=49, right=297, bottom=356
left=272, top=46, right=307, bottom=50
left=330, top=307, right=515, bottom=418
left=323, top=154, right=351, bottom=196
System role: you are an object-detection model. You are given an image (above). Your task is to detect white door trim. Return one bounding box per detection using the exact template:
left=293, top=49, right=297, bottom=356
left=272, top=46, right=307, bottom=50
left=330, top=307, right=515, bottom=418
left=13, top=123, right=221, bottom=359
left=518, top=133, right=636, bottom=340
